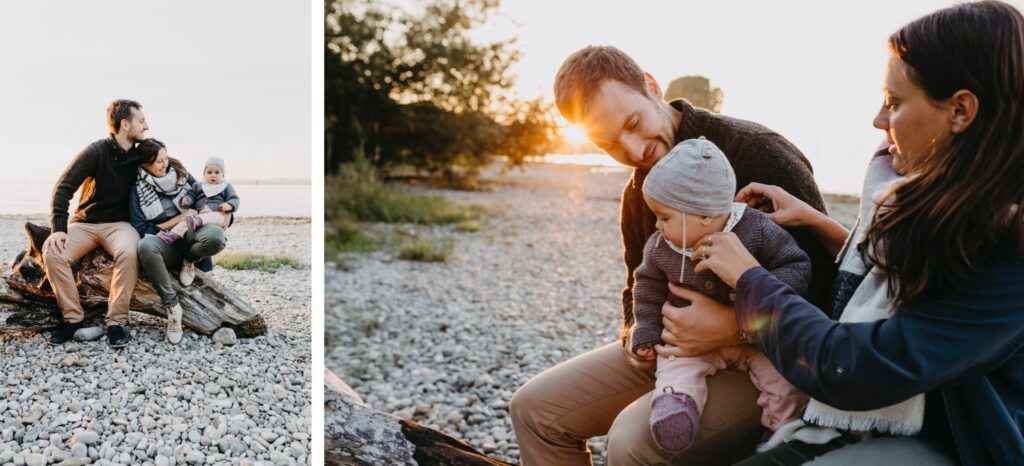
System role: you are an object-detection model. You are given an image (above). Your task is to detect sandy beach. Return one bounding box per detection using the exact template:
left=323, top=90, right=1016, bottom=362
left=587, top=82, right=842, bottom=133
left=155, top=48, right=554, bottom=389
left=327, top=163, right=859, bottom=464
left=0, top=216, right=311, bottom=466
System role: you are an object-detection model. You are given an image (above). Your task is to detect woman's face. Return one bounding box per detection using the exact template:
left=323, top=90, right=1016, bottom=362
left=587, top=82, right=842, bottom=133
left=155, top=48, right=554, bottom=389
left=142, top=149, right=169, bottom=177
left=873, top=55, right=954, bottom=175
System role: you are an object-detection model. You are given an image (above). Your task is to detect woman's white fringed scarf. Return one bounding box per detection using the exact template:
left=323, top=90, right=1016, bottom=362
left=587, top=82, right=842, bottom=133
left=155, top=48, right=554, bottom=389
left=760, top=152, right=922, bottom=452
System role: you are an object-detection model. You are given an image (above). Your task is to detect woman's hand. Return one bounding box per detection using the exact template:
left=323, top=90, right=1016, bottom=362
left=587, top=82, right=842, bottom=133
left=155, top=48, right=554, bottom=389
left=655, top=282, right=742, bottom=358
left=735, top=183, right=820, bottom=228
left=219, top=204, right=233, bottom=212
left=692, top=232, right=760, bottom=288
left=156, top=209, right=197, bottom=232
left=737, top=183, right=851, bottom=256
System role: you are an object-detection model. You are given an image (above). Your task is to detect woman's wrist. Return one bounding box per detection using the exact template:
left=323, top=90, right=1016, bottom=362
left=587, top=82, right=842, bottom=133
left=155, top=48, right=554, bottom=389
left=806, top=210, right=850, bottom=256
left=734, top=266, right=767, bottom=344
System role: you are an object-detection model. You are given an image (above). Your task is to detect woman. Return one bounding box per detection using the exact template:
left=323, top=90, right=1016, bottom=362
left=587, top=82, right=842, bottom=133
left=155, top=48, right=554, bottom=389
left=129, top=138, right=227, bottom=344
left=684, top=2, right=1024, bottom=464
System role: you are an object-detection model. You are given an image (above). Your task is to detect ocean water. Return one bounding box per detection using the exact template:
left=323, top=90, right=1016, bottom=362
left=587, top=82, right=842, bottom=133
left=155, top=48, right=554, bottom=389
left=0, top=182, right=311, bottom=217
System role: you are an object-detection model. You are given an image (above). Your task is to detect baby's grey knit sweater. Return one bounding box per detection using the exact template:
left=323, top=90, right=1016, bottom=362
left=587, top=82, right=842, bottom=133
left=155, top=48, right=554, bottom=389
left=629, top=206, right=811, bottom=354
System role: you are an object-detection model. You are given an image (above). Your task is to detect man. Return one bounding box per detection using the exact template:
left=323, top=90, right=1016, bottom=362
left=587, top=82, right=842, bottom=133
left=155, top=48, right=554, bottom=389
left=511, top=46, right=836, bottom=465
left=44, top=99, right=149, bottom=348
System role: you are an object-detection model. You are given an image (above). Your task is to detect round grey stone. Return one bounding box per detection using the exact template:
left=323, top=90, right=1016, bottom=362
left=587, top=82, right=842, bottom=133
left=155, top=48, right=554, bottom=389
left=71, top=443, right=88, bottom=458
left=73, top=327, right=104, bottom=342
left=73, top=430, right=100, bottom=445
left=211, top=328, right=237, bottom=346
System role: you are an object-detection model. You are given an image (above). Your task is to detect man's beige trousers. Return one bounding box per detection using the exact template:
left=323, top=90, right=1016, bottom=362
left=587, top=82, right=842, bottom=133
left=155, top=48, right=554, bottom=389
left=43, top=222, right=139, bottom=325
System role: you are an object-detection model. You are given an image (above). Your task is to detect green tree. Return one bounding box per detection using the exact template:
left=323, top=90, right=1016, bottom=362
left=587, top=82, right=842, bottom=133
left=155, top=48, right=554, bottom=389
left=324, top=0, right=556, bottom=176
left=664, top=75, right=724, bottom=113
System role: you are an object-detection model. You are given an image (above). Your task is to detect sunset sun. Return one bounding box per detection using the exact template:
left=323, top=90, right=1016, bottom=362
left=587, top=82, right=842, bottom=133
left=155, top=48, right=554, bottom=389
left=561, top=124, right=589, bottom=146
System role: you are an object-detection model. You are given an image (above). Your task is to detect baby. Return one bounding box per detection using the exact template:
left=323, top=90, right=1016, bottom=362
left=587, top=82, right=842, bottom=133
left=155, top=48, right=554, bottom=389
left=157, top=156, right=239, bottom=245
left=630, top=137, right=810, bottom=453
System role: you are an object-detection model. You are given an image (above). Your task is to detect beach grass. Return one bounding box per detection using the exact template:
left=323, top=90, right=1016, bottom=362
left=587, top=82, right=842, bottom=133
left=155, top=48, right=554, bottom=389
left=454, top=219, right=481, bottom=232
left=327, top=215, right=376, bottom=255
left=398, top=239, right=452, bottom=262
left=327, top=161, right=475, bottom=225
left=326, top=160, right=478, bottom=259
left=215, top=253, right=304, bottom=272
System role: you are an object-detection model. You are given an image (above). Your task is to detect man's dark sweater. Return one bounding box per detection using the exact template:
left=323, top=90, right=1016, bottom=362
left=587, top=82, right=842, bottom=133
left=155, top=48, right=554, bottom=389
left=619, top=99, right=836, bottom=343
left=51, top=137, right=139, bottom=234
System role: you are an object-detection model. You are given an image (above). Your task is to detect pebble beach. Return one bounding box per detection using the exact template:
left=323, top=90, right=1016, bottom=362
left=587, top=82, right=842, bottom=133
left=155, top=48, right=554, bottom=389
left=327, top=163, right=859, bottom=464
left=0, top=216, right=311, bottom=466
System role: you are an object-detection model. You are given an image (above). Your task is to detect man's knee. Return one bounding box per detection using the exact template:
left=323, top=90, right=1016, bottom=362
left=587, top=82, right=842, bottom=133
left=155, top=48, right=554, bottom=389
left=510, top=381, right=542, bottom=428
left=43, top=247, right=69, bottom=268
left=112, top=243, right=138, bottom=264
left=605, top=402, right=656, bottom=466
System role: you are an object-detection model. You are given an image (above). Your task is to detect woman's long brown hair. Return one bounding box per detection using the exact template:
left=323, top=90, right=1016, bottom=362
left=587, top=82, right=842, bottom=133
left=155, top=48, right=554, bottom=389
left=862, top=0, right=1024, bottom=305
left=137, top=138, right=189, bottom=183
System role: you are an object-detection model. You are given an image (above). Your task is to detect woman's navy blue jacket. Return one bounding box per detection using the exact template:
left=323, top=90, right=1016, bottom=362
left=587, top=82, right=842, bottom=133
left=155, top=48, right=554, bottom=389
left=128, top=175, right=214, bottom=273
left=735, top=252, right=1024, bottom=466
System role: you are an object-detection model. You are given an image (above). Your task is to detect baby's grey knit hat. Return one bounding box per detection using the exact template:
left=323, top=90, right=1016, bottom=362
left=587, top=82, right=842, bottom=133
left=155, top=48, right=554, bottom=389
left=643, top=137, right=735, bottom=217
left=205, top=156, right=226, bottom=173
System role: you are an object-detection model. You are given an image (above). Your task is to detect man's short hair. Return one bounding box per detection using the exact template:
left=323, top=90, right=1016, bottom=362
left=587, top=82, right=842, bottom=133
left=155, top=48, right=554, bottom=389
left=107, top=99, right=142, bottom=134
left=554, top=46, right=649, bottom=124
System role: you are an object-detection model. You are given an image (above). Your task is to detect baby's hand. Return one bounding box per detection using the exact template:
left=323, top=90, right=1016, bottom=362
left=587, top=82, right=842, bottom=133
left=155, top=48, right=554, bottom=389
left=219, top=204, right=233, bottom=212
left=180, top=197, right=191, bottom=207
left=635, top=345, right=656, bottom=360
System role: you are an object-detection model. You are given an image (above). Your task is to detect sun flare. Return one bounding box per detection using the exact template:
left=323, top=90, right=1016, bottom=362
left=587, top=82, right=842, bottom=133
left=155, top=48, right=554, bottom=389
left=561, top=125, right=590, bottom=146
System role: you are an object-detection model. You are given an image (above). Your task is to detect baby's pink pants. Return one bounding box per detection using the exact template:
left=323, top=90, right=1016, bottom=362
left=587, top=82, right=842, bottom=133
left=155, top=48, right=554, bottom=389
left=655, top=344, right=806, bottom=431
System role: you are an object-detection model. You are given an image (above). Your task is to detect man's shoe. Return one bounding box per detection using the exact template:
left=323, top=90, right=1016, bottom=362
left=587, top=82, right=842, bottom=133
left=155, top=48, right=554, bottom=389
left=166, top=303, right=184, bottom=345
left=107, top=325, right=131, bottom=348
left=49, top=321, right=84, bottom=345
left=179, top=260, right=197, bottom=287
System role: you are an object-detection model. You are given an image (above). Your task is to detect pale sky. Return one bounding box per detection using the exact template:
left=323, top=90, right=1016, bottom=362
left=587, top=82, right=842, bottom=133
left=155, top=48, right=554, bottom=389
left=481, top=0, right=1024, bottom=194
left=0, top=1, right=310, bottom=184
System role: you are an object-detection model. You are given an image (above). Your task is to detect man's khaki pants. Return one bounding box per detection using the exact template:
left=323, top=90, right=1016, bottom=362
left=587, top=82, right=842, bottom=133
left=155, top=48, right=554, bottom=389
left=43, top=222, right=139, bottom=326
left=511, top=342, right=763, bottom=466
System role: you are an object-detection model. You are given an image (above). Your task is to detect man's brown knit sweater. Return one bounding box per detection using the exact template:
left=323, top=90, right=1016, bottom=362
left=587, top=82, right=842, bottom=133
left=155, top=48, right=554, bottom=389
left=50, top=137, right=139, bottom=234
left=618, top=99, right=835, bottom=344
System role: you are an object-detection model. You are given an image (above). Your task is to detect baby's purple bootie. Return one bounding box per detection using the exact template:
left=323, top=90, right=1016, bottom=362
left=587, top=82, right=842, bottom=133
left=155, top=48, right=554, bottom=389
left=157, top=231, right=180, bottom=245
left=650, top=388, right=701, bottom=453
left=185, top=214, right=204, bottom=233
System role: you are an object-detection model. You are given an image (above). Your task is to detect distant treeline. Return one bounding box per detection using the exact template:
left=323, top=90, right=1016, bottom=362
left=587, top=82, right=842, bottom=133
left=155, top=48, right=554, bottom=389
left=325, top=0, right=558, bottom=178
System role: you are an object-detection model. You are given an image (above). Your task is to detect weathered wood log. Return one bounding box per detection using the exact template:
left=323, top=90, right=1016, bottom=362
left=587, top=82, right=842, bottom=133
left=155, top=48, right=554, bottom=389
left=0, top=222, right=265, bottom=337
left=325, top=369, right=518, bottom=466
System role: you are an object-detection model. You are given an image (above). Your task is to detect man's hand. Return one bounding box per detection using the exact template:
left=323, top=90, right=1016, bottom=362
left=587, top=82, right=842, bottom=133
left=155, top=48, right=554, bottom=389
left=43, top=232, right=69, bottom=256
left=656, top=282, right=742, bottom=358
left=219, top=203, right=233, bottom=212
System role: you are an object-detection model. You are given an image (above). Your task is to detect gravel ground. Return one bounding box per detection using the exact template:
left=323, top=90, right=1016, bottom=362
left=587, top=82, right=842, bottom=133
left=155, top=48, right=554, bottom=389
left=326, top=163, right=859, bottom=464
left=0, top=216, right=311, bottom=466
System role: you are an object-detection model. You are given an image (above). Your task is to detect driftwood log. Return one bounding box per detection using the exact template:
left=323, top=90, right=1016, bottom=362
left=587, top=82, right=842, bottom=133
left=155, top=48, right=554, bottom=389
left=0, top=222, right=265, bottom=337
left=325, top=369, right=518, bottom=466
